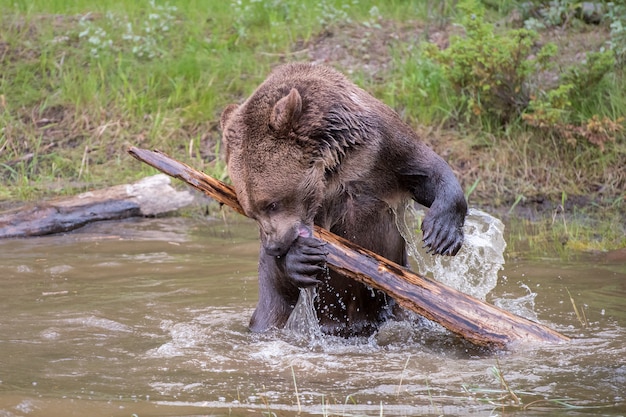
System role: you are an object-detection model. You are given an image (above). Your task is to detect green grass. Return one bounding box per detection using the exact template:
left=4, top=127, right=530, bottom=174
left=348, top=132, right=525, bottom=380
left=0, top=0, right=396, bottom=195
left=506, top=203, right=626, bottom=258
left=1, top=0, right=624, bottom=252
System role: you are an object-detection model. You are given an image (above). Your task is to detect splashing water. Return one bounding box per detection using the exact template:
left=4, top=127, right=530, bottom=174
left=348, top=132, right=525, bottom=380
left=396, top=205, right=506, bottom=300
left=494, top=283, right=539, bottom=321
left=285, top=287, right=324, bottom=340
left=286, top=206, right=508, bottom=337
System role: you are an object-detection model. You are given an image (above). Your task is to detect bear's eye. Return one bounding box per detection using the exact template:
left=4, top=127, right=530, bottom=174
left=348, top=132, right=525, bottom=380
left=265, top=202, right=279, bottom=213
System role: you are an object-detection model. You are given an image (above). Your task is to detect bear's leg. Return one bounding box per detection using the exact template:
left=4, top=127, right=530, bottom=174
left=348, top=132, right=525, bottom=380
left=249, top=237, right=326, bottom=332
left=396, top=142, right=468, bottom=256
left=249, top=246, right=301, bottom=332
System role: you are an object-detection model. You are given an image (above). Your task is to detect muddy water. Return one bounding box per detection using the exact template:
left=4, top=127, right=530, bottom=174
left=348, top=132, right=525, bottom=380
left=0, top=216, right=624, bottom=417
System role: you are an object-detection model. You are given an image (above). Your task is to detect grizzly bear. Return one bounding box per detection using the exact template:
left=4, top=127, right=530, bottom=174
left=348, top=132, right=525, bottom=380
left=220, top=62, right=467, bottom=337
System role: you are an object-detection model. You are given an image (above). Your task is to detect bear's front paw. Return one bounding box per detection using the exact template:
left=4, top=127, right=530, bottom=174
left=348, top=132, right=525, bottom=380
left=282, top=236, right=327, bottom=287
left=421, top=209, right=464, bottom=256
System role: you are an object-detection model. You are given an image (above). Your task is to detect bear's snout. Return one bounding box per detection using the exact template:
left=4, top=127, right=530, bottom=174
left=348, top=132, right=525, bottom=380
left=262, top=224, right=312, bottom=257
left=264, top=240, right=291, bottom=257
left=262, top=229, right=299, bottom=257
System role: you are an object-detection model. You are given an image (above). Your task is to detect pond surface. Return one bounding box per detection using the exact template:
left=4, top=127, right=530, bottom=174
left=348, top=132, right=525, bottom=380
left=0, top=215, right=624, bottom=417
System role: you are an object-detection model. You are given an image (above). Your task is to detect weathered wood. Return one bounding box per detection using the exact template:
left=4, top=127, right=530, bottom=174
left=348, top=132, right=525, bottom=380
left=0, top=174, right=194, bottom=238
left=128, top=146, right=570, bottom=349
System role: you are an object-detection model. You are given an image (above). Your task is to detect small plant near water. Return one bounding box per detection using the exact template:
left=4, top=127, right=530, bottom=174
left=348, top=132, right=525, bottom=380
left=523, top=50, right=624, bottom=151
left=506, top=195, right=626, bottom=257
left=422, top=0, right=625, bottom=151
left=463, top=360, right=605, bottom=412
left=424, top=0, right=558, bottom=126
left=566, top=287, right=589, bottom=328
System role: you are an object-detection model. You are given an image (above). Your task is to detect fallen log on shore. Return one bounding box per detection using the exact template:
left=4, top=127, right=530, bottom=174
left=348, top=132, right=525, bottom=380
left=128, top=146, right=570, bottom=349
left=0, top=174, right=194, bottom=238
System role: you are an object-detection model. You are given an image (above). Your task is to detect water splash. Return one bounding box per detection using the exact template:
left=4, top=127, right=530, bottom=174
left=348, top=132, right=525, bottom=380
left=494, top=283, right=538, bottom=321
left=286, top=206, right=508, bottom=340
left=396, top=205, right=506, bottom=300
left=285, top=287, right=324, bottom=341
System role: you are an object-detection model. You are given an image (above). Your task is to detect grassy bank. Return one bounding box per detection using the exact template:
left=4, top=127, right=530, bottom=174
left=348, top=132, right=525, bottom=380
left=1, top=0, right=624, bottom=252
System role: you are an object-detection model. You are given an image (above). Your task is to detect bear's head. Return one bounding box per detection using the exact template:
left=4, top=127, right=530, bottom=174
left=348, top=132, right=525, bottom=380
left=220, top=88, right=325, bottom=256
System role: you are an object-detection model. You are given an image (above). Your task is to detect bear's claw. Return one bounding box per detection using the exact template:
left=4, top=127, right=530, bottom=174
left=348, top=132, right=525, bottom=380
left=421, top=209, right=464, bottom=256
left=283, top=236, right=327, bottom=287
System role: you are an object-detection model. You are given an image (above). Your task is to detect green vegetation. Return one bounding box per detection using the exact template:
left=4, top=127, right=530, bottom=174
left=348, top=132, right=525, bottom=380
left=425, top=0, right=558, bottom=126
left=1, top=0, right=624, bottom=253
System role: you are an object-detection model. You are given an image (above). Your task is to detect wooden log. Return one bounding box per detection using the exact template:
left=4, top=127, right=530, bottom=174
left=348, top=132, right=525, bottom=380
left=128, top=146, right=570, bottom=349
left=0, top=174, right=194, bottom=238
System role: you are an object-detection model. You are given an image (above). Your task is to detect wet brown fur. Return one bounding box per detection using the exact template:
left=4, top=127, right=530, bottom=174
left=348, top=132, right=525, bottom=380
left=220, top=63, right=467, bottom=336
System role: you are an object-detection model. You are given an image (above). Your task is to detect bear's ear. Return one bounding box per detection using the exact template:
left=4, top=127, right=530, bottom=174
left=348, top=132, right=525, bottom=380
left=269, top=88, right=302, bottom=133
left=220, top=104, right=239, bottom=131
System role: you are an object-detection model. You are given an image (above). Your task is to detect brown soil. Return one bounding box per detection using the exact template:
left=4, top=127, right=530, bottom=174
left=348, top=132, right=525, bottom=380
left=301, top=18, right=459, bottom=79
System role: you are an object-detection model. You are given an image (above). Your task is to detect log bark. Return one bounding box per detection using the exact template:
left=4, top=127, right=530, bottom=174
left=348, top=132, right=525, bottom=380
left=0, top=174, right=194, bottom=238
left=128, top=146, right=570, bottom=349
